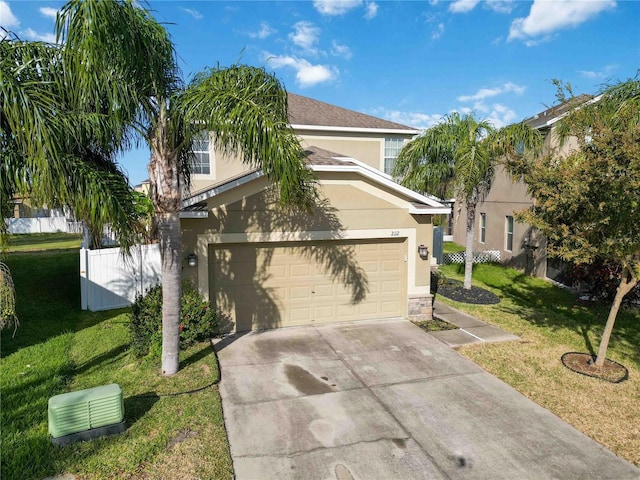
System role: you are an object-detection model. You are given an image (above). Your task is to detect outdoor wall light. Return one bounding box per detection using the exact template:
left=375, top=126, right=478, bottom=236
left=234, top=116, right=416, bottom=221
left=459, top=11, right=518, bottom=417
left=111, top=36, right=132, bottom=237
left=418, top=244, right=429, bottom=259
left=187, top=253, right=197, bottom=267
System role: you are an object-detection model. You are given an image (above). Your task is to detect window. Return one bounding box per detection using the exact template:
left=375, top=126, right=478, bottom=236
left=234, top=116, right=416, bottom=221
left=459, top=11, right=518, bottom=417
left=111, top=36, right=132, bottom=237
left=505, top=215, right=514, bottom=252
left=384, top=138, right=404, bottom=175
left=480, top=213, right=486, bottom=243
left=191, top=132, right=210, bottom=175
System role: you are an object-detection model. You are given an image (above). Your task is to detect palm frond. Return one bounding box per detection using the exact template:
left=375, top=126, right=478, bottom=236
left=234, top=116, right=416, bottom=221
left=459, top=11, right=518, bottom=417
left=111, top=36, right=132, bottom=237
left=177, top=65, right=317, bottom=209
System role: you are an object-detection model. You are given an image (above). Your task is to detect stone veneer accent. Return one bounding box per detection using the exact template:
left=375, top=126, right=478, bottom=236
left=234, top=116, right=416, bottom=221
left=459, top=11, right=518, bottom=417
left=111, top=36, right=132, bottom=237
left=408, top=295, right=433, bottom=322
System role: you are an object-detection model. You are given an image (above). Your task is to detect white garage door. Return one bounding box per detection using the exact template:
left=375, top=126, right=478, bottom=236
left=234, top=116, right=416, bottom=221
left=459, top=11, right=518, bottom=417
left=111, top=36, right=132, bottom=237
left=210, top=238, right=407, bottom=331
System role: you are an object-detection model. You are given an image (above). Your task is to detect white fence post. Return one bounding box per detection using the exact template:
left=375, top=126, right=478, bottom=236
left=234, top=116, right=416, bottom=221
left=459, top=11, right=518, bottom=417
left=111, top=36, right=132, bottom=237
left=80, top=248, right=89, bottom=310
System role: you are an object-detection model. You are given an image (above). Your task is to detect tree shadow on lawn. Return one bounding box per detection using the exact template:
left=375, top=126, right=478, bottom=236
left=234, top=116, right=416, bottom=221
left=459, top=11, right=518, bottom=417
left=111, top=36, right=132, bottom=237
left=179, top=341, right=217, bottom=371
left=479, top=268, right=640, bottom=367
left=1, top=250, right=128, bottom=357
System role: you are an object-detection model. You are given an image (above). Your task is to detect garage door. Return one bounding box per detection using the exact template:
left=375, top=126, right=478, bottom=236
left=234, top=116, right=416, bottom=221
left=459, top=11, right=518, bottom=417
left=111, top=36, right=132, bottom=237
left=210, top=238, right=406, bottom=331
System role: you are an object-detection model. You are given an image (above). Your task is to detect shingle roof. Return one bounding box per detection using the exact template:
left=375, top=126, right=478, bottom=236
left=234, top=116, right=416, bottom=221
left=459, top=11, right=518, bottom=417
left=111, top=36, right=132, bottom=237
left=523, top=94, right=594, bottom=129
left=288, top=93, right=417, bottom=131
left=303, top=146, right=356, bottom=166
left=184, top=147, right=352, bottom=203
left=182, top=145, right=449, bottom=213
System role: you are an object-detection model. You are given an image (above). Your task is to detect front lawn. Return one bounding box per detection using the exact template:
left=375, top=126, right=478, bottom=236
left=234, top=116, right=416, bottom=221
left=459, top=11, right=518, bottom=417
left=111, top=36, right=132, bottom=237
left=3, top=232, right=82, bottom=252
left=443, top=241, right=465, bottom=253
left=1, top=249, right=233, bottom=479
left=437, top=263, right=640, bottom=466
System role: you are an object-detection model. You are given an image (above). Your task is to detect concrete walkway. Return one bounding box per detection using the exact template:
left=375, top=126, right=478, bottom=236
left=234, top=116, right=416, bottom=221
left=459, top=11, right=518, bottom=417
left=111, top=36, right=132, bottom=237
left=215, top=319, right=639, bottom=480
left=430, top=302, right=520, bottom=347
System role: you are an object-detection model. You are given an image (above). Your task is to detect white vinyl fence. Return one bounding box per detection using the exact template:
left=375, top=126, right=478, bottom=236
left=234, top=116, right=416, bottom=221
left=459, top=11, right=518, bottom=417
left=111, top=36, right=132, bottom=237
left=80, top=244, right=161, bottom=312
left=5, top=217, right=72, bottom=234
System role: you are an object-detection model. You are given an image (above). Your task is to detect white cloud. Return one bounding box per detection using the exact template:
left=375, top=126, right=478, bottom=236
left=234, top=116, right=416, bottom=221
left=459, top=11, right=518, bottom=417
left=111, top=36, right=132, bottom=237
left=579, top=64, right=617, bottom=79
left=364, top=2, right=378, bottom=19
left=486, top=103, right=517, bottom=128
left=509, top=0, right=615, bottom=43
left=313, top=0, right=362, bottom=16
left=431, top=23, right=445, bottom=40
left=249, top=22, right=276, bottom=39
left=485, top=0, right=514, bottom=14
left=473, top=101, right=490, bottom=113
left=331, top=40, right=352, bottom=59
left=377, top=104, right=518, bottom=130
left=289, top=21, right=320, bottom=53
left=21, top=27, right=56, bottom=43
left=39, top=7, right=58, bottom=20
left=456, top=82, right=523, bottom=127
left=457, top=82, right=526, bottom=102
left=378, top=110, right=445, bottom=130
left=181, top=8, right=203, bottom=20
left=0, top=1, right=19, bottom=29
left=449, top=0, right=480, bottom=13
left=449, top=0, right=514, bottom=15
left=267, top=54, right=336, bottom=87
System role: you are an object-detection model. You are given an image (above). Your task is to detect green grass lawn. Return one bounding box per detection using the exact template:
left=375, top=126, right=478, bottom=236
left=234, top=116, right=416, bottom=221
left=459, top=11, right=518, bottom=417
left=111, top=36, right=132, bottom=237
left=443, top=241, right=465, bottom=253
left=438, top=263, right=640, bottom=466
left=3, top=232, right=83, bottom=252
left=1, top=248, right=233, bottom=479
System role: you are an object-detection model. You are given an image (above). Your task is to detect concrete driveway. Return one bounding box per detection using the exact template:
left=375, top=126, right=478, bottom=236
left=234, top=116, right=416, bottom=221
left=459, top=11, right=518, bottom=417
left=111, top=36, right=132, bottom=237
left=215, top=318, right=639, bottom=480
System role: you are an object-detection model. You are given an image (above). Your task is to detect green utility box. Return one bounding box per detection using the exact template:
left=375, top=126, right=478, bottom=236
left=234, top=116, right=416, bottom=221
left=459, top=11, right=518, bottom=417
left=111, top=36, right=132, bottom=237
left=48, top=383, right=126, bottom=445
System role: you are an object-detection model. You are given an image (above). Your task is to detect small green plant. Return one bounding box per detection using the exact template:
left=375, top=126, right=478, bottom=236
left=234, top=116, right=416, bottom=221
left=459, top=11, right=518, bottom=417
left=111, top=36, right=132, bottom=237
left=129, top=283, right=219, bottom=357
left=0, top=262, right=18, bottom=336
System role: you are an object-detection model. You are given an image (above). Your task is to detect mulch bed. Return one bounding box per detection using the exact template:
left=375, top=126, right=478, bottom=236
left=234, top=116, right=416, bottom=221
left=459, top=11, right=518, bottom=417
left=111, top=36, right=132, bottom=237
left=434, top=277, right=500, bottom=305
left=414, top=317, right=458, bottom=332
left=561, top=352, right=629, bottom=383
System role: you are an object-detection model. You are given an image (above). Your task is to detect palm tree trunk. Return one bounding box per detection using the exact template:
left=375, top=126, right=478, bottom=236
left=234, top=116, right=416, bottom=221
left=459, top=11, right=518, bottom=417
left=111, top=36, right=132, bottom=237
left=149, top=98, right=184, bottom=376
left=158, top=212, right=182, bottom=376
left=464, top=202, right=476, bottom=290
left=594, top=266, right=638, bottom=367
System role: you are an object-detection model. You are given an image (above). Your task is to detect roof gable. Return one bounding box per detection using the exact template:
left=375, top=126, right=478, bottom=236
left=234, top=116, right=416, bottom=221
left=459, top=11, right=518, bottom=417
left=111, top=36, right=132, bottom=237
left=183, top=146, right=449, bottom=215
left=523, top=94, right=594, bottom=129
left=288, top=93, right=417, bottom=132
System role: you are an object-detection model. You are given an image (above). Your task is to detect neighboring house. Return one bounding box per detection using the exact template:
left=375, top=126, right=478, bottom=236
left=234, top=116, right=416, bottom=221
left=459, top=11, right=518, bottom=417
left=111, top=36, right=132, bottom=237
left=450, top=94, right=593, bottom=279
left=179, top=93, right=449, bottom=332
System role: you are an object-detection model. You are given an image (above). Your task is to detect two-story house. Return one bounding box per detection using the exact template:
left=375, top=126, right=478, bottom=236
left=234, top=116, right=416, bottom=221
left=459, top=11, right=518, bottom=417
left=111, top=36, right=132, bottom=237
left=179, top=93, right=449, bottom=332
left=450, top=94, right=593, bottom=280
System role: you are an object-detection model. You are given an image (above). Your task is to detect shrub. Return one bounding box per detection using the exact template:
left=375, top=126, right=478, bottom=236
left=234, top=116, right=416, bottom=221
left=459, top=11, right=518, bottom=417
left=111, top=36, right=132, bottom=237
left=569, top=258, right=640, bottom=304
left=129, top=283, right=219, bottom=358
left=179, top=287, right=219, bottom=348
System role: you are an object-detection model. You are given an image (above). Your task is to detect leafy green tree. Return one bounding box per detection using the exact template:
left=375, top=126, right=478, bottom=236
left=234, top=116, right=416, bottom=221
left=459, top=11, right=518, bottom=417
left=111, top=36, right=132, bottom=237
left=53, top=0, right=315, bottom=375
left=394, top=113, right=541, bottom=289
left=515, top=78, right=640, bottom=368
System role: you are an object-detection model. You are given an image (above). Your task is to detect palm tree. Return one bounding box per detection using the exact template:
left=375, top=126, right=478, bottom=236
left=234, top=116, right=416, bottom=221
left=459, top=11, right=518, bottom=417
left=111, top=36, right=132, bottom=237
left=394, top=113, right=540, bottom=290
left=53, top=0, right=316, bottom=375
left=1, top=35, right=144, bottom=247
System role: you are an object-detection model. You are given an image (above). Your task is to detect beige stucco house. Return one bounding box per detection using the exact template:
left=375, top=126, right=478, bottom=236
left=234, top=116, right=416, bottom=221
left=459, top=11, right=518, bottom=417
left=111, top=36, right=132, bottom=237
left=179, top=94, right=449, bottom=332
left=451, top=95, right=593, bottom=279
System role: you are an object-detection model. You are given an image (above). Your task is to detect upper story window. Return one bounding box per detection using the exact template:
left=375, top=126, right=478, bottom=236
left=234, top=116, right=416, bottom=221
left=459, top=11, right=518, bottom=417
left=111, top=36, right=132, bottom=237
left=384, top=138, right=404, bottom=175
left=479, top=213, right=486, bottom=243
left=191, top=132, right=210, bottom=175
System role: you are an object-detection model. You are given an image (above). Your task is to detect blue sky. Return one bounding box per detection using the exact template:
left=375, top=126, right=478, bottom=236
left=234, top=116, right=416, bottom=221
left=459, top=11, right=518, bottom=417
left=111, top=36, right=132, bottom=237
left=2, top=0, right=639, bottom=185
